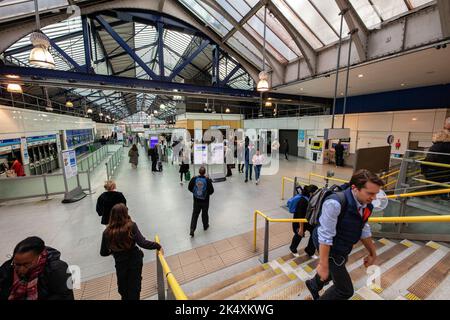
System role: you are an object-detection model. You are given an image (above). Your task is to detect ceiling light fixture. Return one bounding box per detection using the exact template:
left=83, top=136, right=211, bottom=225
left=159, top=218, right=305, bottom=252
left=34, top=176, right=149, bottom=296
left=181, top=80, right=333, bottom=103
left=358, top=74, right=364, bottom=78
left=65, top=101, right=73, bottom=108
left=225, top=108, right=230, bottom=113
left=29, top=0, right=55, bottom=69
left=87, top=108, right=93, bottom=114
left=257, top=5, right=270, bottom=92
left=7, top=83, right=23, bottom=93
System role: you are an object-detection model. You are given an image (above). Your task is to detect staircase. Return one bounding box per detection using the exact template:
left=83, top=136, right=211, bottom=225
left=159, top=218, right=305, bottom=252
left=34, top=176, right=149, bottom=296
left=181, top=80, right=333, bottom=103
left=185, top=239, right=450, bottom=300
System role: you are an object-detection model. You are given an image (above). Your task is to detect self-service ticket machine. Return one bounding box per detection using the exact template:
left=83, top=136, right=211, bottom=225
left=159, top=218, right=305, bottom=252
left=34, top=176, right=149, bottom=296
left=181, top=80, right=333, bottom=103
left=308, top=138, right=327, bottom=164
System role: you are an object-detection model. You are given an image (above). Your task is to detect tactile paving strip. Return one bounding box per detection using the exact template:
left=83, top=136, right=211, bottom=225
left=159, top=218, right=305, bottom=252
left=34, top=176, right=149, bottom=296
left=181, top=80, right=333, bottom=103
left=380, top=246, right=435, bottom=290
left=407, top=252, right=450, bottom=300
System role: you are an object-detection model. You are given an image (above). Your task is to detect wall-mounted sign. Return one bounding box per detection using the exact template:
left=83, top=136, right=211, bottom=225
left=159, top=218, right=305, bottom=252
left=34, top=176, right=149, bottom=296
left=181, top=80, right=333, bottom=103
left=298, top=130, right=306, bottom=147
left=387, top=134, right=394, bottom=145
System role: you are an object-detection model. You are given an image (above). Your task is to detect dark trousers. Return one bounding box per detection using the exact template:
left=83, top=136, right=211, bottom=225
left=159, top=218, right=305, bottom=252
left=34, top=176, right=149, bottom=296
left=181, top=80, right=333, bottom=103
left=114, top=249, right=143, bottom=300
left=289, top=224, right=316, bottom=256
left=309, top=253, right=354, bottom=300
left=190, top=201, right=209, bottom=232
left=226, top=164, right=232, bottom=177
left=245, top=163, right=253, bottom=180
left=335, top=154, right=344, bottom=166
left=151, top=160, right=157, bottom=171
left=238, top=164, right=244, bottom=173
left=285, top=152, right=289, bottom=160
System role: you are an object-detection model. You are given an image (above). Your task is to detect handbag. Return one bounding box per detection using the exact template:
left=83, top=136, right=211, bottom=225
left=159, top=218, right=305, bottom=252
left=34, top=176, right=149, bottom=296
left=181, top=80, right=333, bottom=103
left=184, top=170, right=191, bottom=181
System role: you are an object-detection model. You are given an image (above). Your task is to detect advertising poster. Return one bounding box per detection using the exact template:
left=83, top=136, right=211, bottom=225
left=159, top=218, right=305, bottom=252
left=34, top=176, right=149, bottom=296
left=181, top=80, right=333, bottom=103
left=298, top=130, right=306, bottom=147
left=62, top=149, right=78, bottom=178
left=210, top=143, right=224, bottom=164
left=117, top=132, right=124, bottom=141
left=194, top=129, right=203, bottom=143
left=194, top=144, right=208, bottom=165
left=20, top=137, right=30, bottom=165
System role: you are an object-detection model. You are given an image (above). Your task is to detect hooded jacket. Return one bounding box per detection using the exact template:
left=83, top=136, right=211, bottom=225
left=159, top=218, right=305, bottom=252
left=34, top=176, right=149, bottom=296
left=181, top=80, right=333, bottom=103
left=0, top=247, right=74, bottom=300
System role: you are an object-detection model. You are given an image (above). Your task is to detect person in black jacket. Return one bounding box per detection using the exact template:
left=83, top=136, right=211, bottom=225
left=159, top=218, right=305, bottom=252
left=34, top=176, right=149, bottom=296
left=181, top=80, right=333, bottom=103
left=188, top=166, right=214, bottom=237
left=96, top=180, right=127, bottom=225
left=289, top=185, right=319, bottom=256
left=421, top=129, right=450, bottom=183
left=0, top=236, right=74, bottom=300
left=149, top=147, right=158, bottom=172
left=334, top=140, right=345, bottom=167
left=100, top=203, right=162, bottom=300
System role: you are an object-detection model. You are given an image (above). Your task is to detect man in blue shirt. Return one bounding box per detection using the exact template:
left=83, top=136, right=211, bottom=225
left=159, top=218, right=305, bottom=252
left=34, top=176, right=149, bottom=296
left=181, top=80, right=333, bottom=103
left=306, top=169, right=384, bottom=300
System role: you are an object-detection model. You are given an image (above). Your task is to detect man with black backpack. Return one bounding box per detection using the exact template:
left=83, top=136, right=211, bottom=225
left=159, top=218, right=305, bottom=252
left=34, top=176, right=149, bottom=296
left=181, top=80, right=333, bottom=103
left=305, top=169, right=384, bottom=300
left=188, top=166, right=214, bottom=237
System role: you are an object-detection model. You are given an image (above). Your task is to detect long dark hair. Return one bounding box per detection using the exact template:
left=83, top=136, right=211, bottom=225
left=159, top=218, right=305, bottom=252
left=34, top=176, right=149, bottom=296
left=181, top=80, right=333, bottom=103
left=131, top=144, right=138, bottom=152
left=105, top=204, right=134, bottom=251
left=302, top=184, right=319, bottom=197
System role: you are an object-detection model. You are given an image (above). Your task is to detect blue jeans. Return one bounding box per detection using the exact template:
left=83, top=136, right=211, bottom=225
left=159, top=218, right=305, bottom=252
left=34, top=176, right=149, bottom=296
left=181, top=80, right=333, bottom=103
left=254, top=165, right=262, bottom=181
left=245, top=163, right=253, bottom=180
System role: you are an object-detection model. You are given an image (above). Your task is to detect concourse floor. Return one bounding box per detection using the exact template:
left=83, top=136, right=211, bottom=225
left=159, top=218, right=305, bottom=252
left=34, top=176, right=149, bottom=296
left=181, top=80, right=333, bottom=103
left=0, top=145, right=353, bottom=281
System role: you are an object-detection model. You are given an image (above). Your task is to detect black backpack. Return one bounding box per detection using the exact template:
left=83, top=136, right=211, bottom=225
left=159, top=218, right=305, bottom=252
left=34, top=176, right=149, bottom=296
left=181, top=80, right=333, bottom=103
left=305, top=184, right=348, bottom=226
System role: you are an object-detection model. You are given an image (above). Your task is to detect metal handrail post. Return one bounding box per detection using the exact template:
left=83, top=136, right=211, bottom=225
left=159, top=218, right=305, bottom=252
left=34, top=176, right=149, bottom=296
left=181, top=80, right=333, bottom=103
left=156, top=255, right=166, bottom=300
left=105, top=163, right=110, bottom=181
left=262, top=219, right=270, bottom=263
left=293, top=176, right=298, bottom=196
left=167, top=287, right=175, bottom=300
left=43, top=174, right=49, bottom=200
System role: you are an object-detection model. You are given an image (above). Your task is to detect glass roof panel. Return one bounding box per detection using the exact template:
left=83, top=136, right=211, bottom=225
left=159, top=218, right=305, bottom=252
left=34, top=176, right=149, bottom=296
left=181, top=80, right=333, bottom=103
left=179, top=0, right=230, bottom=36
left=222, top=0, right=251, bottom=19
left=216, top=0, right=243, bottom=21
left=270, top=0, right=323, bottom=49
left=243, top=23, right=288, bottom=64
left=409, top=0, right=434, bottom=7
left=349, top=0, right=382, bottom=29
left=0, top=0, right=69, bottom=21
left=285, top=0, right=338, bottom=45
left=371, top=0, right=408, bottom=20
left=310, top=0, right=349, bottom=36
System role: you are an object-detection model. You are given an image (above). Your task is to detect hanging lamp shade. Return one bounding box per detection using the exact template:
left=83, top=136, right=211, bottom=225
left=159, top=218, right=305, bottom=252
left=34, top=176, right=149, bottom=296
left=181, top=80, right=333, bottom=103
left=65, top=101, right=73, bottom=108
left=29, top=32, right=55, bottom=69
left=7, top=83, right=23, bottom=93
left=257, top=71, right=269, bottom=92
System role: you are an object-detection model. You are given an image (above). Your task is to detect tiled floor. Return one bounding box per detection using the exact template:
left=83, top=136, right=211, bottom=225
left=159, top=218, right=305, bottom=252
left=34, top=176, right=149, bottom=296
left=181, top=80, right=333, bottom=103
left=0, top=144, right=353, bottom=284
left=75, top=223, right=293, bottom=300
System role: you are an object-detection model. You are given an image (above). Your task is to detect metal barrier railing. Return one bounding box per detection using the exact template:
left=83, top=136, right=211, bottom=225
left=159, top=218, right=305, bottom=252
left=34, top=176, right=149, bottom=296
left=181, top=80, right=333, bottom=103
left=253, top=209, right=450, bottom=263
left=155, top=235, right=188, bottom=300
left=105, top=145, right=124, bottom=180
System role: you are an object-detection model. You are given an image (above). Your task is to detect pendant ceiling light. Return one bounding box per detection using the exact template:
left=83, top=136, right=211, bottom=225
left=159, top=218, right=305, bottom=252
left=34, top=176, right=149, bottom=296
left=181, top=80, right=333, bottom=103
left=257, top=6, right=269, bottom=92
left=7, top=83, right=23, bottom=94
left=29, top=0, right=55, bottom=69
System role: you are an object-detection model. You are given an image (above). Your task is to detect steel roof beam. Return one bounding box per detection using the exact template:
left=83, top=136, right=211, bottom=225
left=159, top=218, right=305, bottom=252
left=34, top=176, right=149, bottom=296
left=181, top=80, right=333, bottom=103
left=167, top=40, right=210, bottom=81
left=223, top=0, right=266, bottom=43
left=95, top=15, right=159, bottom=80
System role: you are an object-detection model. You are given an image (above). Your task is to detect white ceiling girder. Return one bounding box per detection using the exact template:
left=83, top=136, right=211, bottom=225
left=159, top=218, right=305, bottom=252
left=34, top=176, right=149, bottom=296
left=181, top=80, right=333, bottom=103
left=278, top=3, right=444, bottom=88
left=335, top=0, right=368, bottom=61
left=437, top=0, right=450, bottom=38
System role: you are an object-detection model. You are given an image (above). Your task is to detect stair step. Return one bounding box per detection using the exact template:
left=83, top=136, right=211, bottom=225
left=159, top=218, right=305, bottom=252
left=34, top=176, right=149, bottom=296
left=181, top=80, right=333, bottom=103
left=262, top=279, right=306, bottom=300
left=202, top=267, right=278, bottom=300
left=405, top=252, right=450, bottom=300
left=229, top=272, right=297, bottom=300
left=189, top=264, right=265, bottom=300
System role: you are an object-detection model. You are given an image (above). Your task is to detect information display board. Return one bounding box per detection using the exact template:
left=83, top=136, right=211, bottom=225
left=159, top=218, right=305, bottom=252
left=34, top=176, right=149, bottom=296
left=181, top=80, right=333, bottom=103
left=210, top=143, right=224, bottom=164
left=298, top=130, right=306, bottom=147
left=194, top=144, right=208, bottom=165
left=150, top=136, right=159, bottom=148
left=62, top=149, right=77, bottom=178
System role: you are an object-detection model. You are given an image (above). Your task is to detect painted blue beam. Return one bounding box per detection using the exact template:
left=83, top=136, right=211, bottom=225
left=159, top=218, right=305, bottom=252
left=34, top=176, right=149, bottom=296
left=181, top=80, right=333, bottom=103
left=212, top=45, right=220, bottom=87
left=221, top=64, right=241, bottom=86
left=168, top=40, right=209, bottom=81
left=81, top=16, right=92, bottom=74
left=46, top=35, right=84, bottom=72
left=0, top=65, right=257, bottom=98
left=157, top=22, right=165, bottom=80
left=95, top=15, right=159, bottom=80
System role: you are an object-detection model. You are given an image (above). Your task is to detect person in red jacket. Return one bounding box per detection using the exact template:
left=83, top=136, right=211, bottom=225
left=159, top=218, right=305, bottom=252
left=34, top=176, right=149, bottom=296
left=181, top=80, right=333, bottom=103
left=11, top=157, right=25, bottom=177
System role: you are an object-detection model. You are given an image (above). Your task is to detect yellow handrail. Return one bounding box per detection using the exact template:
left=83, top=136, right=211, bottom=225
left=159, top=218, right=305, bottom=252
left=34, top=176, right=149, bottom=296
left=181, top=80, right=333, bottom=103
left=155, top=235, right=188, bottom=300
left=308, top=172, right=348, bottom=184
left=416, top=160, right=450, bottom=169
left=387, top=188, right=450, bottom=199
left=253, top=209, right=450, bottom=251
left=412, top=178, right=450, bottom=188
left=380, top=169, right=400, bottom=179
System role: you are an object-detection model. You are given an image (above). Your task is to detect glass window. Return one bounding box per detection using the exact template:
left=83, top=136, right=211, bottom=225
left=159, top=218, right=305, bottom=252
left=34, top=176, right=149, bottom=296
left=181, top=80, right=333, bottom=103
left=371, top=0, right=408, bottom=20
left=243, top=24, right=287, bottom=64
left=216, top=0, right=243, bottom=21
left=349, top=0, right=382, bottom=29
left=223, top=0, right=251, bottom=18
left=227, top=32, right=264, bottom=69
